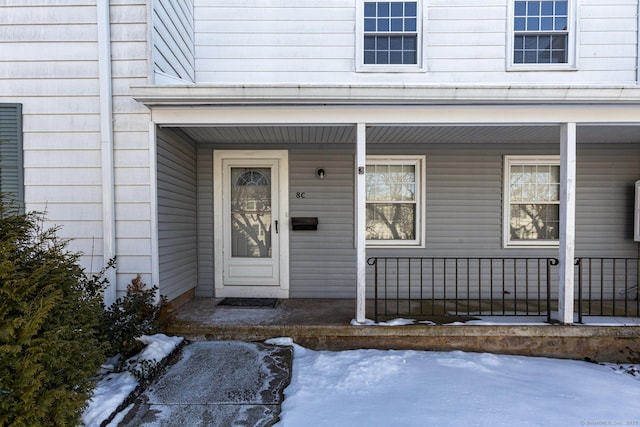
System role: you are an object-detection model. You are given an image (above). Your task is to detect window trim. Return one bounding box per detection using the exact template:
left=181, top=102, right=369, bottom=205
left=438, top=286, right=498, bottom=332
left=356, top=1, right=427, bottom=73
left=365, top=155, right=425, bottom=248
left=506, top=0, right=577, bottom=71
left=503, top=155, right=561, bottom=248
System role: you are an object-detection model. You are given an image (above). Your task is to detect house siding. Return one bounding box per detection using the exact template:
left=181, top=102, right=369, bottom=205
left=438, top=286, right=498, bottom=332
left=194, top=0, right=639, bottom=85
left=153, top=0, right=195, bottom=82
left=192, top=142, right=640, bottom=299
left=0, top=1, right=154, bottom=299
left=0, top=2, right=104, bottom=268
left=157, top=127, right=198, bottom=301
left=288, top=145, right=356, bottom=298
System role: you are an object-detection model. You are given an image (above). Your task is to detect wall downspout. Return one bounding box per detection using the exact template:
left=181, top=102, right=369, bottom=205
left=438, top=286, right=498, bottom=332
left=97, top=0, right=117, bottom=307
left=637, top=0, right=640, bottom=83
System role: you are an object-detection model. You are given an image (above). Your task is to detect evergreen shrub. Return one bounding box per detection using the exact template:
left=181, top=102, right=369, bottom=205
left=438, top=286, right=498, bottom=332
left=0, top=201, right=108, bottom=427
left=102, top=275, right=173, bottom=358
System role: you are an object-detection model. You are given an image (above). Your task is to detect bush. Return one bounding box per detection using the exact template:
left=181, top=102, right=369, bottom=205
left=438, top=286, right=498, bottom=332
left=101, top=275, right=173, bottom=358
left=0, top=202, right=108, bottom=427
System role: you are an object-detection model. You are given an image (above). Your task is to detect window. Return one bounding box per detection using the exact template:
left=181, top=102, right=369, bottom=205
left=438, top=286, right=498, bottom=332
left=511, top=0, right=573, bottom=67
left=366, top=156, right=424, bottom=246
left=0, top=104, right=23, bottom=206
left=504, top=156, right=560, bottom=247
left=358, top=1, right=423, bottom=71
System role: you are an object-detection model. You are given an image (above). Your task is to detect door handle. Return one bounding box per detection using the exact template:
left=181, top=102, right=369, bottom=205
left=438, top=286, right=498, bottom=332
left=275, top=220, right=279, bottom=234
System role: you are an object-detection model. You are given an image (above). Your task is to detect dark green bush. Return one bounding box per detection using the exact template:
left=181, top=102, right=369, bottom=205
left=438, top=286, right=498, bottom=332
left=102, top=274, right=173, bottom=358
left=0, top=201, right=108, bottom=427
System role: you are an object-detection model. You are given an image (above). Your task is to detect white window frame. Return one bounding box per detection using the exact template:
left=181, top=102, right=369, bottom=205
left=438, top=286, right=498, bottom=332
left=356, top=0, right=426, bottom=73
left=366, top=155, right=425, bottom=247
left=506, top=0, right=577, bottom=71
left=503, top=155, right=561, bottom=248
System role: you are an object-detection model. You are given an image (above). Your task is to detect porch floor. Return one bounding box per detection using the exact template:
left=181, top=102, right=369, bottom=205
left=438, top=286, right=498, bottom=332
left=166, top=298, right=640, bottom=362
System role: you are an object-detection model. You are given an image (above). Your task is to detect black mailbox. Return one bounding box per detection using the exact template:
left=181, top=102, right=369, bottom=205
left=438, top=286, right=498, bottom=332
left=291, top=217, right=318, bottom=231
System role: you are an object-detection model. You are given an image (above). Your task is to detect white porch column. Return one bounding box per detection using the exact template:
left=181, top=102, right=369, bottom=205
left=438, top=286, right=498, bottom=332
left=356, top=123, right=367, bottom=323
left=558, top=123, right=577, bottom=324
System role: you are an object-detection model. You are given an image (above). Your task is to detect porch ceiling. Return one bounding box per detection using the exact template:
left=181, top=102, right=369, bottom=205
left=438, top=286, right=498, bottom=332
left=175, top=124, right=640, bottom=145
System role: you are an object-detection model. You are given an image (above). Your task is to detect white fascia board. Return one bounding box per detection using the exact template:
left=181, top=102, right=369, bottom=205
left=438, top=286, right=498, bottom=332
left=132, top=83, right=640, bottom=106
left=149, top=104, right=640, bottom=127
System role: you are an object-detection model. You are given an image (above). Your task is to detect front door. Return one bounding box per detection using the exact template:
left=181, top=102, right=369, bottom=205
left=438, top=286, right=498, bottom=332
left=214, top=150, right=289, bottom=298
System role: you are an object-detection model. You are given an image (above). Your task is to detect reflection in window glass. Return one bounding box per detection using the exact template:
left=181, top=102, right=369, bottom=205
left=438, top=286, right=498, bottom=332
left=508, top=161, right=560, bottom=242
left=363, top=1, right=418, bottom=65
left=366, top=160, right=420, bottom=243
left=513, top=0, right=568, bottom=64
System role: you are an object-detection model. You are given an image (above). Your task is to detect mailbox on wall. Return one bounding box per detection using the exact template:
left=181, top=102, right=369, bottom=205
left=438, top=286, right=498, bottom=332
left=291, top=217, right=318, bottom=231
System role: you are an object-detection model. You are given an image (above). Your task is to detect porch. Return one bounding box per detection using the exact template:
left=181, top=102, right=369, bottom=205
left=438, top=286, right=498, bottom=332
left=166, top=297, right=640, bottom=362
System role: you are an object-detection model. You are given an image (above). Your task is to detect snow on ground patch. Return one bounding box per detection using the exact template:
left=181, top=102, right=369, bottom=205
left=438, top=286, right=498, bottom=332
left=276, top=346, right=640, bottom=427
left=82, top=334, right=183, bottom=427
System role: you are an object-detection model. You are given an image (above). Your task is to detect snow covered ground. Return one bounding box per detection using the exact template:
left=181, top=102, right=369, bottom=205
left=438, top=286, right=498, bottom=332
left=82, top=334, right=183, bottom=427
left=273, top=341, right=640, bottom=427
left=84, top=332, right=640, bottom=427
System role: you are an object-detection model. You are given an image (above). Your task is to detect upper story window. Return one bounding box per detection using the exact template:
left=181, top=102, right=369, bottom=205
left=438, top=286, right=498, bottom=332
left=509, top=1, right=575, bottom=69
left=364, top=2, right=417, bottom=65
left=357, top=1, right=424, bottom=72
left=503, top=156, right=560, bottom=248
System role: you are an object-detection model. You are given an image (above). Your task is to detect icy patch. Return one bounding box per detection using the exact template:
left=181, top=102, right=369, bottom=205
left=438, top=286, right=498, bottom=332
left=351, top=318, right=418, bottom=326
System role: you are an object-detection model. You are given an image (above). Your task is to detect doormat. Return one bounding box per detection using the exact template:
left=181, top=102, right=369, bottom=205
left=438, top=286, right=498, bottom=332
left=218, top=298, right=279, bottom=308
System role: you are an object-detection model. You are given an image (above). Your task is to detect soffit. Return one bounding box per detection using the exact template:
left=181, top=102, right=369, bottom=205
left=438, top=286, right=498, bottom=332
left=176, top=125, right=640, bottom=145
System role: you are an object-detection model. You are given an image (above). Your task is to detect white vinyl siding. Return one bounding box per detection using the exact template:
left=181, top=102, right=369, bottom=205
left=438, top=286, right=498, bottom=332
left=194, top=0, right=637, bottom=84
left=153, top=0, right=195, bottom=83
left=0, top=1, right=154, bottom=299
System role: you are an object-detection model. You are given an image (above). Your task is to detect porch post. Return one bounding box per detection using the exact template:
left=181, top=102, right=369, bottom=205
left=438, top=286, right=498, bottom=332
left=356, top=123, right=367, bottom=323
left=558, top=122, right=577, bottom=324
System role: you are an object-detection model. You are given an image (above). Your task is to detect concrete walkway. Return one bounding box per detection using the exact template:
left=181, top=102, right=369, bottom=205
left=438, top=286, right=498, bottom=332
left=119, top=341, right=292, bottom=427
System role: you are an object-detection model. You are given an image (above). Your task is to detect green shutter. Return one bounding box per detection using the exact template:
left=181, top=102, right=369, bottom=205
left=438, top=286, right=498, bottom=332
left=0, top=104, right=24, bottom=206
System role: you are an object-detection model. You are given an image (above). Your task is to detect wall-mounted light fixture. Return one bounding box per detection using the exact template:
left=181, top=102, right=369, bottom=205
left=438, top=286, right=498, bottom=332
left=316, top=168, right=325, bottom=179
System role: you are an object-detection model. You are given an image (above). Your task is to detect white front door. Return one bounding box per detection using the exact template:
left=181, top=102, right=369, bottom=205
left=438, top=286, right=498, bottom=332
left=214, top=150, right=289, bottom=298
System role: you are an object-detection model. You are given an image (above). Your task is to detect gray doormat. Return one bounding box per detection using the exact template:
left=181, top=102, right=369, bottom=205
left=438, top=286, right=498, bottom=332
left=218, top=298, right=279, bottom=308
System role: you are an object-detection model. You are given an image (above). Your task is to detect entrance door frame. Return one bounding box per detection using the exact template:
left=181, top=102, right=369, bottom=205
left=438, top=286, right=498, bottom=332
left=213, top=150, right=290, bottom=298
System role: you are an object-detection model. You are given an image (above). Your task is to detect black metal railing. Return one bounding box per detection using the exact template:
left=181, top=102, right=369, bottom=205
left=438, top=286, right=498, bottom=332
left=368, top=256, right=640, bottom=322
left=576, top=257, right=639, bottom=322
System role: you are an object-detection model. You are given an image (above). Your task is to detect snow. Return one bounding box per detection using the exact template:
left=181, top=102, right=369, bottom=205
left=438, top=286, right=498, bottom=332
left=275, top=344, right=640, bottom=427
left=83, top=329, right=640, bottom=427
left=81, top=334, right=183, bottom=427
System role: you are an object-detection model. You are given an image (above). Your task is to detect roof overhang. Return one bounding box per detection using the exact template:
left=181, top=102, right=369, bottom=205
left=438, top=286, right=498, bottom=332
left=132, top=83, right=640, bottom=107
